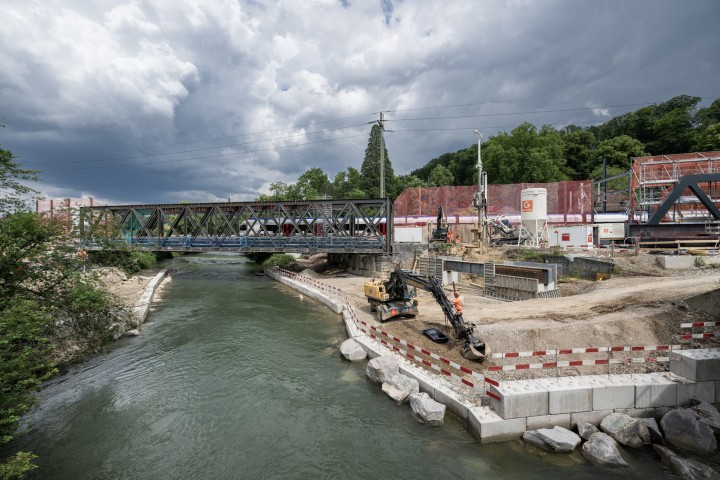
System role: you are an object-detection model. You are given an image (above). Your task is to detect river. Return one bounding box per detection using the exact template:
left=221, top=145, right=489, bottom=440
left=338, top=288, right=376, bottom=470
left=5, top=255, right=674, bottom=479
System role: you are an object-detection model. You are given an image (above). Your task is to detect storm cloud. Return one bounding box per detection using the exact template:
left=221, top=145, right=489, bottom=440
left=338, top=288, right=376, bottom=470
left=1, top=0, right=718, bottom=204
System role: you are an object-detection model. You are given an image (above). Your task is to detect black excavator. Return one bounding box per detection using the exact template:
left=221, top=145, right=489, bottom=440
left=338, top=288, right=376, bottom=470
left=430, top=206, right=449, bottom=242
left=364, top=267, right=486, bottom=361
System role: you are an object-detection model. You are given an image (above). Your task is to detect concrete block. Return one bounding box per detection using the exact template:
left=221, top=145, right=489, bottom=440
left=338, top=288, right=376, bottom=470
left=670, top=348, right=720, bottom=382
left=632, top=373, right=678, bottom=408
left=614, top=407, right=657, bottom=419
left=657, top=255, right=695, bottom=269
left=676, top=380, right=716, bottom=406
left=717, top=381, right=720, bottom=403
left=431, top=383, right=473, bottom=421
left=468, top=406, right=527, bottom=443
left=533, top=377, right=592, bottom=414
left=398, top=364, right=436, bottom=396
left=487, top=379, right=549, bottom=419
left=570, top=410, right=613, bottom=427
left=526, top=413, right=572, bottom=430
left=581, top=375, right=636, bottom=410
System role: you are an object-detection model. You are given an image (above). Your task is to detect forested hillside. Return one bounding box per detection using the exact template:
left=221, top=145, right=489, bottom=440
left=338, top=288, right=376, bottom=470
left=258, top=95, right=720, bottom=201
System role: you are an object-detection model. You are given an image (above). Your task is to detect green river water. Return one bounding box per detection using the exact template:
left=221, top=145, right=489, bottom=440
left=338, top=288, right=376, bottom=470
left=3, top=255, right=684, bottom=479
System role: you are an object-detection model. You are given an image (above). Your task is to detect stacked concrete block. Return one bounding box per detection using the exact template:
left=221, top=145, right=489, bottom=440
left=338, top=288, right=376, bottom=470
left=526, top=414, right=572, bottom=430
left=670, top=348, right=720, bottom=382
left=674, top=378, right=716, bottom=406
left=487, top=379, right=548, bottom=419
left=631, top=373, right=678, bottom=408
left=533, top=377, right=593, bottom=414
left=580, top=375, right=636, bottom=410
left=468, top=406, right=527, bottom=443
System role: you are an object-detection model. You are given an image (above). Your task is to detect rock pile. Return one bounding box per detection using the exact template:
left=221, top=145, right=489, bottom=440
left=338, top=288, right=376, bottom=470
left=521, top=400, right=720, bottom=476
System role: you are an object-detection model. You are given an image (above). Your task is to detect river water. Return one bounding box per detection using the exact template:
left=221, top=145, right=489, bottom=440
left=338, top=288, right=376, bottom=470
left=5, top=256, right=675, bottom=479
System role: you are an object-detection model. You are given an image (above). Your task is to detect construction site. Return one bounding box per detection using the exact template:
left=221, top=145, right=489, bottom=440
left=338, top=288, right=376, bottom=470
left=269, top=150, right=720, bottom=460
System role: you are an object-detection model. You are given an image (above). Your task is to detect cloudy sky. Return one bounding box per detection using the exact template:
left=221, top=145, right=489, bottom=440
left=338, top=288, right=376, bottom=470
left=1, top=0, right=718, bottom=205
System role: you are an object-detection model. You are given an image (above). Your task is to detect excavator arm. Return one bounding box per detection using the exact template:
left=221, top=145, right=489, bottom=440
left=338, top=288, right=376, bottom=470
left=388, top=268, right=486, bottom=361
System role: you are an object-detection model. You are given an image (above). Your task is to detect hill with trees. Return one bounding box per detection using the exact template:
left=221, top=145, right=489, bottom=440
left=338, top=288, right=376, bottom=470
left=260, top=95, right=719, bottom=201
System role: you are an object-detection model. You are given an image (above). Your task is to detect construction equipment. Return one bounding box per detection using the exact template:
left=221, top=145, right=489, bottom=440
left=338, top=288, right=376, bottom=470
left=364, top=268, right=486, bottom=361
left=489, top=216, right=519, bottom=245
left=364, top=276, right=419, bottom=323
left=430, top=206, right=449, bottom=242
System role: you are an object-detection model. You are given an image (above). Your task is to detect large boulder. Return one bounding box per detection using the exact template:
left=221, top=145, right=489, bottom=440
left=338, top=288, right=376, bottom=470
left=381, top=373, right=419, bottom=404
left=661, top=408, right=717, bottom=454
left=690, top=401, right=720, bottom=435
left=365, top=355, right=399, bottom=384
left=640, top=417, right=664, bottom=444
left=409, top=392, right=446, bottom=426
left=654, top=445, right=720, bottom=480
left=581, top=432, right=629, bottom=468
left=522, top=426, right=581, bottom=453
left=577, top=421, right=599, bottom=441
left=340, top=338, right=367, bottom=362
left=600, top=412, right=650, bottom=448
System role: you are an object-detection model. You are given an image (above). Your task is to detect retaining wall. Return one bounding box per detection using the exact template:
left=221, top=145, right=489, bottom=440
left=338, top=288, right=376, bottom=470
left=265, top=267, right=720, bottom=443
left=131, top=269, right=170, bottom=327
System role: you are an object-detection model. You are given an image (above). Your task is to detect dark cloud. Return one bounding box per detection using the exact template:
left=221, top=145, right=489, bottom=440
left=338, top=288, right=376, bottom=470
left=0, top=0, right=718, bottom=204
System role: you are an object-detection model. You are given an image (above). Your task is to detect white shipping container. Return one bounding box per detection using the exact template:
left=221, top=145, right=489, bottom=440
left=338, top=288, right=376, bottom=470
left=596, top=223, right=626, bottom=241
left=394, top=227, right=423, bottom=243
left=549, top=225, right=594, bottom=249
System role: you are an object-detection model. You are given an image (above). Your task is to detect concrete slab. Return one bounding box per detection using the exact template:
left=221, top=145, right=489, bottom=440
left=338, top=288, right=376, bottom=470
left=468, top=406, right=527, bottom=443
left=670, top=348, right=720, bottom=382
left=658, top=255, right=695, bottom=269
left=533, top=377, right=592, bottom=414
left=717, top=381, right=720, bottom=403
left=631, top=373, right=678, bottom=408
left=676, top=380, right=716, bottom=406
left=570, top=410, right=613, bottom=427
left=580, top=375, right=636, bottom=410
left=487, top=379, right=549, bottom=419
left=526, top=413, right=572, bottom=430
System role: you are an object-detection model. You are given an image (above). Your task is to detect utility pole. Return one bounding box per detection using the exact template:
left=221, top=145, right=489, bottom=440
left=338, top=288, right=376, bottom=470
left=378, top=111, right=385, bottom=198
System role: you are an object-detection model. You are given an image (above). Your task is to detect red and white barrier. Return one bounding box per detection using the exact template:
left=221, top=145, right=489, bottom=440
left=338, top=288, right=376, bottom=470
left=491, top=344, right=681, bottom=359
left=487, top=356, right=675, bottom=372
left=275, top=267, right=500, bottom=394
left=680, top=332, right=720, bottom=340
left=680, top=321, right=720, bottom=328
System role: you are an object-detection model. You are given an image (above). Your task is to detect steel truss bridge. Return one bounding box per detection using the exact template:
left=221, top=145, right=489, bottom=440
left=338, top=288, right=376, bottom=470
left=80, top=199, right=392, bottom=254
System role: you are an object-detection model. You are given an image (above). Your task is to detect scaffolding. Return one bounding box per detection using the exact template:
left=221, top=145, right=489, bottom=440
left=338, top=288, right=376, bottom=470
left=631, top=151, right=720, bottom=223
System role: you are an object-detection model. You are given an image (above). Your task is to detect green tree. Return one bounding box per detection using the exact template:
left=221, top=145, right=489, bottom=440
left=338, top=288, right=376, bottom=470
left=428, top=165, right=454, bottom=186
left=561, top=129, right=597, bottom=180
left=692, top=123, right=720, bottom=151
left=0, top=146, right=124, bottom=478
left=360, top=124, right=398, bottom=198
left=330, top=167, right=365, bottom=199
left=396, top=174, right=426, bottom=189
left=589, top=135, right=648, bottom=172
left=0, top=145, right=38, bottom=215
left=696, top=99, right=720, bottom=129
left=295, top=167, right=331, bottom=199
left=482, top=123, right=567, bottom=184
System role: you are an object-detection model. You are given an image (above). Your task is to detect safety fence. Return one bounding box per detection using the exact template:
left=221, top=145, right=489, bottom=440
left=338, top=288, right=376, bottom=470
left=679, top=321, right=720, bottom=340
left=275, top=268, right=500, bottom=398
left=487, top=344, right=683, bottom=382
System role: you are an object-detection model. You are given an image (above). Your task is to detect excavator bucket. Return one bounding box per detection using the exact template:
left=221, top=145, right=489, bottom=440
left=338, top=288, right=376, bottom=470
left=461, top=340, right=486, bottom=361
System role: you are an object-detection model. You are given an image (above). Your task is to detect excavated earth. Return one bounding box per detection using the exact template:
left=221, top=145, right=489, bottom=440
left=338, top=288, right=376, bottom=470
left=306, top=251, right=720, bottom=380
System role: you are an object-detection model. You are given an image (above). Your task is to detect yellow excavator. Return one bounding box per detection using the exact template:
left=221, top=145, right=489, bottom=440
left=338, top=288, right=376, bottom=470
left=364, top=268, right=486, bottom=361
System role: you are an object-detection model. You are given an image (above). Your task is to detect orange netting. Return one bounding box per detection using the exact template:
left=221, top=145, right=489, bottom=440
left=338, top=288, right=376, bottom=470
left=393, top=181, right=593, bottom=218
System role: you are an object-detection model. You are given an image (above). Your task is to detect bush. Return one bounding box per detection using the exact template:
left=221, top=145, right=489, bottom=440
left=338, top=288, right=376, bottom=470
left=262, top=254, right=296, bottom=269
left=88, top=249, right=157, bottom=274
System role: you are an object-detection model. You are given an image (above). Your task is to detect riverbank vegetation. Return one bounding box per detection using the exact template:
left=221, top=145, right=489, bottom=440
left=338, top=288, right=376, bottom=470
left=0, top=145, right=135, bottom=478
